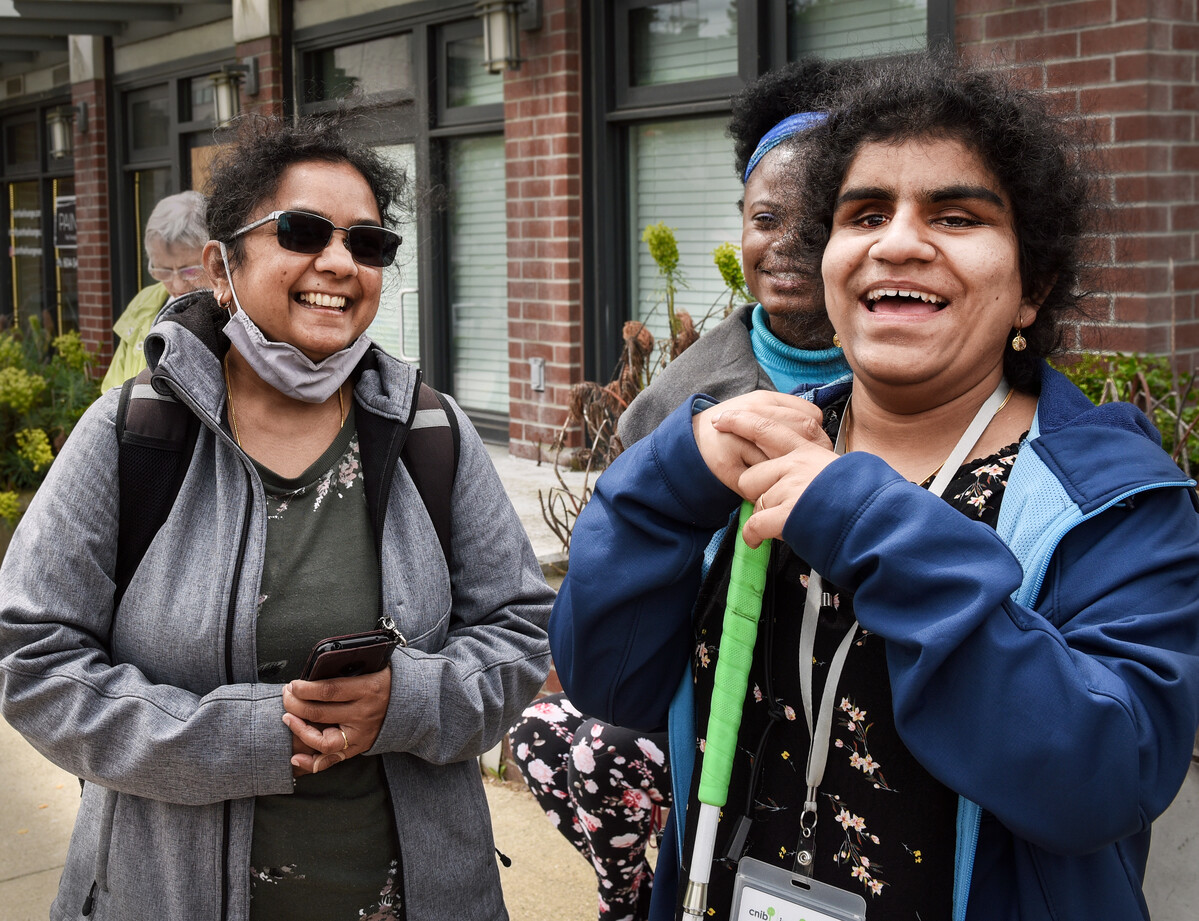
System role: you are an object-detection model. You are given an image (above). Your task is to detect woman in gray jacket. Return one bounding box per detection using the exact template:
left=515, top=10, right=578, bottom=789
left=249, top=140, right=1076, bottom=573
left=0, top=115, right=553, bottom=921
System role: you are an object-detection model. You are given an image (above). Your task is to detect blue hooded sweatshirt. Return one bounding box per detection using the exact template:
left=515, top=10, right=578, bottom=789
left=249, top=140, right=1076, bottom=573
left=550, top=363, right=1199, bottom=921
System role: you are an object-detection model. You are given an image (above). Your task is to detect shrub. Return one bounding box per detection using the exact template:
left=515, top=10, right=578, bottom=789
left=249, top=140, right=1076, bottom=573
left=1054, top=353, right=1199, bottom=476
left=0, top=321, right=100, bottom=523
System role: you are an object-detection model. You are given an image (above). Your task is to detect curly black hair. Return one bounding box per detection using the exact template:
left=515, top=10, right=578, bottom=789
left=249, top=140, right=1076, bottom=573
left=727, top=57, right=869, bottom=180
left=795, top=49, right=1100, bottom=391
left=204, top=112, right=407, bottom=269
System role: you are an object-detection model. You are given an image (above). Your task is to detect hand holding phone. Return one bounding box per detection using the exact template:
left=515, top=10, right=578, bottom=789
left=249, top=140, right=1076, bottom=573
left=299, top=629, right=398, bottom=681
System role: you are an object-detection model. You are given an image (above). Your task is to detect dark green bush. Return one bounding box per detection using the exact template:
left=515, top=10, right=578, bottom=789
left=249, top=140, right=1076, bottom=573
left=1054, top=353, right=1199, bottom=476
left=0, top=321, right=100, bottom=521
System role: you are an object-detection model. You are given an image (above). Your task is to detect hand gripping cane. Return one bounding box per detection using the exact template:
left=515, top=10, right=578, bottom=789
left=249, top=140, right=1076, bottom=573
left=681, top=500, right=772, bottom=918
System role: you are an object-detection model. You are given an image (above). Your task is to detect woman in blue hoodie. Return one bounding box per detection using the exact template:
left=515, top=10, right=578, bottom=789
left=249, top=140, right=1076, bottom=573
left=551, top=51, right=1199, bottom=921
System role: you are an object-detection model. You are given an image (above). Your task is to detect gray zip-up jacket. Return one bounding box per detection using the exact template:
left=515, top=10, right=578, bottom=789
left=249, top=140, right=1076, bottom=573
left=0, top=292, right=553, bottom=921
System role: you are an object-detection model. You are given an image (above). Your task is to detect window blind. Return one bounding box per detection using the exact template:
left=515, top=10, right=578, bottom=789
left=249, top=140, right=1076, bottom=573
left=629, top=116, right=744, bottom=351
left=447, top=37, right=504, bottom=107
left=630, top=0, right=739, bottom=86
left=448, top=134, right=508, bottom=415
left=789, top=0, right=927, bottom=60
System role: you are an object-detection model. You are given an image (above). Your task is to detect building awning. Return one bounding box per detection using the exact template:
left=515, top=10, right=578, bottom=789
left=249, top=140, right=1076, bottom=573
left=0, top=0, right=229, bottom=63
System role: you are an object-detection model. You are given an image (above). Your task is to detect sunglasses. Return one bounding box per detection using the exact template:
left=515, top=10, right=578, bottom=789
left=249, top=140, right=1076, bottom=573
left=148, top=264, right=205, bottom=283
left=233, top=210, right=401, bottom=268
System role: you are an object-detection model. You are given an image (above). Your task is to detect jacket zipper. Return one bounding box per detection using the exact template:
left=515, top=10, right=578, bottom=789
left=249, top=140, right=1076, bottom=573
left=158, top=369, right=254, bottom=921
left=218, top=456, right=255, bottom=921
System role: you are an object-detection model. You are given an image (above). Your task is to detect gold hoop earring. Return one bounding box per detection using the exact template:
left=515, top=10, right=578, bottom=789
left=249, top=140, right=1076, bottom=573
left=832, top=332, right=842, bottom=348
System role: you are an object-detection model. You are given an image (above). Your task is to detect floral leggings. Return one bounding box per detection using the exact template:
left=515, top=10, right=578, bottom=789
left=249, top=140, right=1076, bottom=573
left=509, top=694, right=671, bottom=921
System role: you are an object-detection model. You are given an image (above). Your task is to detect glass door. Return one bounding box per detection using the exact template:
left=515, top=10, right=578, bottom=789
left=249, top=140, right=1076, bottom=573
left=130, top=168, right=171, bottom=291
left=51, top=177, right=78, bottom=335
left=7, top=181, right=42, bottom=334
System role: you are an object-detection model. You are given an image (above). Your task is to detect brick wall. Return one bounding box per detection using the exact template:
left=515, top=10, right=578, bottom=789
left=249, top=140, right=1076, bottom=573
left=236, top=35, right=286, bottom=120
left=957, top=0, right=1199, bottom=369
left=71, top=79, right=113, bottom=366
left=504, top=0, right=585, bottom=459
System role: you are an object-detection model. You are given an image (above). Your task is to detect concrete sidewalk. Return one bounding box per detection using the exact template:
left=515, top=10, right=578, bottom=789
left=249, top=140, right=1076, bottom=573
left=2, top=445, right=1196, bottom=919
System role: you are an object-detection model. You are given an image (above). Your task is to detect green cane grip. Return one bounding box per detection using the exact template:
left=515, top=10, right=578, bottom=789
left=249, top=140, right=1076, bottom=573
left=697, top=500, right=771, bottom=807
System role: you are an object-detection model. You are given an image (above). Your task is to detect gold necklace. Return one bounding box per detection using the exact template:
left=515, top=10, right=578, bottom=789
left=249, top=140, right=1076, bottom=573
left=222, top=355, right=346, bottom=449
left=844, top=387, right=1014, bottom=484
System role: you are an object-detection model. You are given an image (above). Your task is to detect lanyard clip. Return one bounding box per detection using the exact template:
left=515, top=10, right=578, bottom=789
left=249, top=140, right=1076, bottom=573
left=795, top=804, right=819, bottom=876
left=800, top=801, right=819, bottom=838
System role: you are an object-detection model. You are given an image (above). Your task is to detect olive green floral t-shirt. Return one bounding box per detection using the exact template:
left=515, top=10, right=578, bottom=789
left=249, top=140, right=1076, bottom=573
left=249, top=405, right=403, bottom=921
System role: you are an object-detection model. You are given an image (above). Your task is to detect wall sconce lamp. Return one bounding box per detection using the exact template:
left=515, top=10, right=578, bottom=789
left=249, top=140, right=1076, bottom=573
left=210, top=56, right=259, bottom=128
left=47, top=102, right=87, bottom=160
left=476, top=0, right=541, bottom=73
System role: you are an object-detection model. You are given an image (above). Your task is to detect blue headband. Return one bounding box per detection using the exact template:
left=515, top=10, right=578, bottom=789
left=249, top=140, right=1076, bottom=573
left=742, top=111, right=828, bottom=183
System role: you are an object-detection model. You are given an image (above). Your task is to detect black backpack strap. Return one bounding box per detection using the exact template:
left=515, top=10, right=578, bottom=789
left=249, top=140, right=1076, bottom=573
left=400, top=383, right=460, bottom=564
left=114, top=368, right=200, bottom=608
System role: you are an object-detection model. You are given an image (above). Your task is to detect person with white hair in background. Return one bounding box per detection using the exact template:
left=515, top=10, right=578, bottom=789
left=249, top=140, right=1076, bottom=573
left=100, top=189, right=210, bottom=391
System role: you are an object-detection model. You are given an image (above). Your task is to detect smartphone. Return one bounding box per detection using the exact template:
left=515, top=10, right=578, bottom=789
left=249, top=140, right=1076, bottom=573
left=299, top=630, right=398, bottom=681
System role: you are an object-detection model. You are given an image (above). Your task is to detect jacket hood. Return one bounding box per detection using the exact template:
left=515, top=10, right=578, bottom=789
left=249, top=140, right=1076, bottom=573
left=1033, top=361, right=1162, bottom=443
left=1026, top=363, right=1194, bottom=514
left=142, top=289, right=420, bottom=429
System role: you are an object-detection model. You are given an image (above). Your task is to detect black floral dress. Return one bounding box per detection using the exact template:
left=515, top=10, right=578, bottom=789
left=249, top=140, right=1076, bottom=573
left=680, top=441, right=1021, bottom=921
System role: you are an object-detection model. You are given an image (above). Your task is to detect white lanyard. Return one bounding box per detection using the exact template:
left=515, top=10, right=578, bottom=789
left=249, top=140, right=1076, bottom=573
left=794, top=379, right=1011, bottom=871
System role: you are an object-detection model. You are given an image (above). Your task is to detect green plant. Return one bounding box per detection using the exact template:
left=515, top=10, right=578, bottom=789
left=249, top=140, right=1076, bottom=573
left=539, top=229, right=749, bottom=564
left=0, top=320, right=100, bottom=523
left=712, top=241, right=751, bottom=315
left=641, top=221, right=685, bottom=342
left=1054, top=353, right=1199, bottom=476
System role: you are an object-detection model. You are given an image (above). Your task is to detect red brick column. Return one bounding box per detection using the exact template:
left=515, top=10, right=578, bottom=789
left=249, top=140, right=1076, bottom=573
left=71, top=79, right=112, bottom=367
left=504, top=0, right=584, bottom=459
left=956, top=0, right=1199, bottom=369
left=235, top=35, right=286, bottom=119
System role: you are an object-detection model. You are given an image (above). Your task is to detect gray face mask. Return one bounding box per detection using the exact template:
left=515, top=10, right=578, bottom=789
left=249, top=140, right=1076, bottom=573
left=218, top=241, right=371, bottom=404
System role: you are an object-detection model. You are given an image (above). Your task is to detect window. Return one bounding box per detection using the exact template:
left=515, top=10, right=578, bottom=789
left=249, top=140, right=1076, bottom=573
left=614, top=0, right=751, bottom=108
left=51, top=177, right=78, bottom=336
left=788, top=0, right=928, bottom=59
left=302, top=33, right=415, bottom=107
left=126, top=85, right=172, bottom=157
left=628, top=117, right=742, bottom=342
left=1, top=105, right=78, bottom=335
left=4, top=120, right=38, bottom=171
left=446, top=33, right=504, bottom=108
left=447, top=134, right=508, bottom=416
left=7, top=180, right=43, bottom=333
left=294, top=11, right=507, bottom=438
left=186, top=76, right=216, bottom=124
left=129, top=168, right=171, bottom=291
left=437, top=19, right=504, bottom=126
left=115, top=63, right=223, bottom=309
left=629, top=0, right=740, bottom=86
